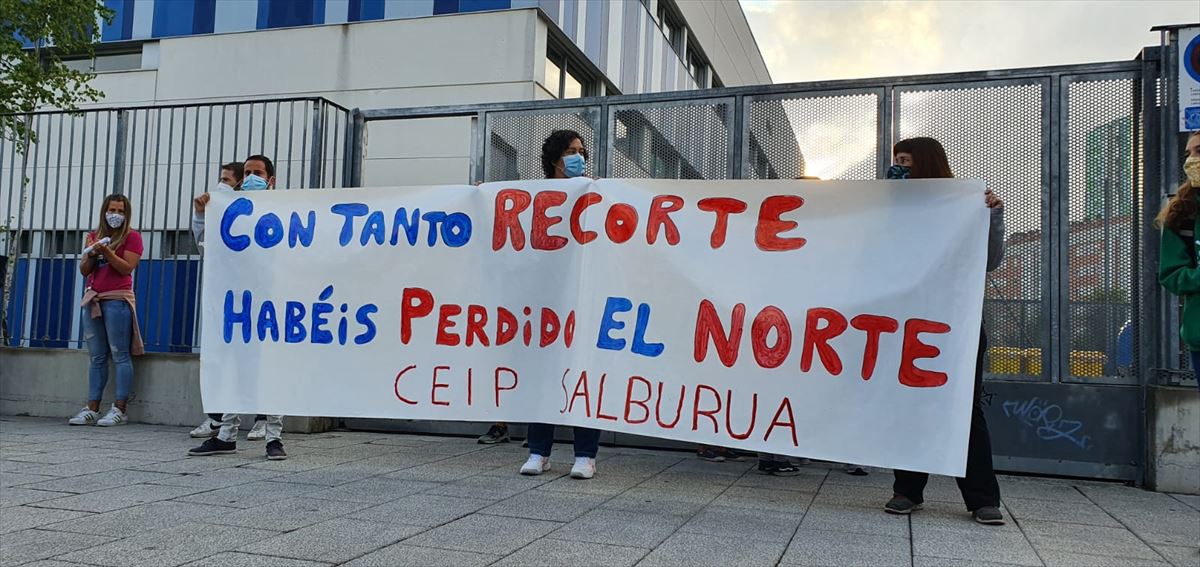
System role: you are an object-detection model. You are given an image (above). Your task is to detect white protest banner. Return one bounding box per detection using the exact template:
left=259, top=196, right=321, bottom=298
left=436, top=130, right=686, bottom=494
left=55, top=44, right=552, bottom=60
left=200, top=178, right=988, bottom=476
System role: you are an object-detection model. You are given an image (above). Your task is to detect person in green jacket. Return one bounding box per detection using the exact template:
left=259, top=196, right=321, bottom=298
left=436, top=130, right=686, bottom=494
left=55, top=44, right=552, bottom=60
left=1157, top=130, right=1200, bottom=387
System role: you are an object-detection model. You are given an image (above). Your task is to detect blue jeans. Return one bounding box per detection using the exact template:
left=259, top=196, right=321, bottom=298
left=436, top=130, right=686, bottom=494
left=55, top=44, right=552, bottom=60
left=82, top=301, right=133, bottom=402
left=526, top=424, right=600, bottom=458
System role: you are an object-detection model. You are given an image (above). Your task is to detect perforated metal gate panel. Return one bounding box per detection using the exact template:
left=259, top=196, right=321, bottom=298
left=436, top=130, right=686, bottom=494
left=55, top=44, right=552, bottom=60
left=484, top=110, right=598, bottom=181
left=746, top=92, right=878, bottom=180
left=896, top=82, right=1048, bottom=381
left=1065, top=77, right=1136, bottom=381
left=610, top=100, right=731, bottom=180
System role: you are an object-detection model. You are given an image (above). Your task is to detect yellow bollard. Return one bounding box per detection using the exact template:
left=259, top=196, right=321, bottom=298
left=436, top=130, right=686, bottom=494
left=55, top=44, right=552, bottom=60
left=989, top=347, right=1023, bottom=374
left=1070, top=351, right=1107, bottom=377
left=1023, top=348, right=1042, bottom=376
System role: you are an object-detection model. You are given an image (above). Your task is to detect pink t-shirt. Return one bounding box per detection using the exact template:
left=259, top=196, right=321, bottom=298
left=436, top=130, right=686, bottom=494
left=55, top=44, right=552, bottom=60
left=87, top=230, right=143, bottom=293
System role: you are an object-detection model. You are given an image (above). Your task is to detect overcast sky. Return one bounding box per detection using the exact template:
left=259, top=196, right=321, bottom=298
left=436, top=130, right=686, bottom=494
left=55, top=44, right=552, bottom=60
left=741, top=0, right=1198, bottom=83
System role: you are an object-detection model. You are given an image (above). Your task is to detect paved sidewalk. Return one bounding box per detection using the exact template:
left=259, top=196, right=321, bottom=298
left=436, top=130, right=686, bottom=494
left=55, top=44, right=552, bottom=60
left=0, top=416, right=1196, bottom=567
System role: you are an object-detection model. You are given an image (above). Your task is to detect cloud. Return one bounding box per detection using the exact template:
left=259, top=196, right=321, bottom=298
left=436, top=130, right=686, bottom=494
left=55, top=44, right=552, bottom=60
left=743, top=0, right=1199, bottom=82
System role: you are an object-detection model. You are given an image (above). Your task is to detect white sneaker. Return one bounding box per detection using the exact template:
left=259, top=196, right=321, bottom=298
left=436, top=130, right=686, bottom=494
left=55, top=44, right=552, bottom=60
left=95, top=406, right=127, bottom=427
left=246, top=419, right=268, bottom=441
left=190, top=418, right=220, bottom=438
left=570, top=457, right=596, bottom=479
left=68, top=407, right=99, bottom=426
left=520, top=454, right=551, bottom=476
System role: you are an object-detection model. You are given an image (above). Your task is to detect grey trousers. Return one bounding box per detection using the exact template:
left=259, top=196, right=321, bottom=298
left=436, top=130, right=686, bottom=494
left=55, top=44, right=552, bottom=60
left=217, top=414, right=283, bottom=443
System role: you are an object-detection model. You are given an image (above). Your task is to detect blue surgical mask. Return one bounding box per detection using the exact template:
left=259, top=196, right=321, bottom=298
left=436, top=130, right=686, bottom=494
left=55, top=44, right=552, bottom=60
left=562, top=153, right=586, bottom=178
left=886, top=165, right=911, bottom=179
left=242, top=174, right=269, bottom=191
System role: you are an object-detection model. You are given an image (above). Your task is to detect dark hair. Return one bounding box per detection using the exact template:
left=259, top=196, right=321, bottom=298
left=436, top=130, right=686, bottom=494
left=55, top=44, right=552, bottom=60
left=221, top=161, right=244, bottom=181
left=893, top=137, right=953, bottom=179
left=244, top=154, right=275, bottom=178
left=1156, top=131, right=1200, bottom=231
left=541, top=130, right=586, bottom=179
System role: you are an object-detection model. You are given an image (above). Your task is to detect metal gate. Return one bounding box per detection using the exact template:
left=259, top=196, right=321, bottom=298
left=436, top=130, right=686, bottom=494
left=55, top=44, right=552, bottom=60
left=2, top=44, right=1187, bottom=483
left=349, top=53, right=1180, bottom=482
left=1, top=98, right=349, bottom=352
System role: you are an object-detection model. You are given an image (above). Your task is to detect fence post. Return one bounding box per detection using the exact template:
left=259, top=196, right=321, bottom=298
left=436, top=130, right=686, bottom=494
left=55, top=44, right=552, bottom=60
left=877, top=87, right=892, bottom=178
left=730, top=95, right=745, bottom=179
left=111, top=110, right=129, bottom=195
left=346, top=108, right=363, bottom=188
left=1139, top=48, right=1165, bottom=386
left=594, top=103, right=610, bottom=179
left=308, top=100, right=325, bottom=189
left=474, top=111, right=488, bottom=183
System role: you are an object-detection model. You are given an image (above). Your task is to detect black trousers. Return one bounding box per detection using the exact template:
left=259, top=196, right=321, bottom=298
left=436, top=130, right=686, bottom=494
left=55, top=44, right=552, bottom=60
left=893, top=327, right=1001, bottom=511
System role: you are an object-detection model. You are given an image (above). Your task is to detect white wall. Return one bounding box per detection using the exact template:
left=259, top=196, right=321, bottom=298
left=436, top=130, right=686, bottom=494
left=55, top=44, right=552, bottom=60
left=154, top=10, right=538, bottom=102
left=673, top=0, right=772, bottom=87
left=69, top=10, right=549, bottom=189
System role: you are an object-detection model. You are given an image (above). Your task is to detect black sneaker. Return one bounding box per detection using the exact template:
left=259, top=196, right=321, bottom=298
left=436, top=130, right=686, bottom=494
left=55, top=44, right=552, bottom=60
left=771, top=462, right=802, bottom=476
left=844, top=464, right=869, bottom=476
left=697, top=448, right=726, bottom=462
left=884, top=494, right=923, bottom=515
left=266, top=440, right=288, bottom=461
left=719, top=449, right=745, bottom=462
left=757, top=459, right=777, bottom=474
left=188, top=437, right=236, bottom=456
left=478, top=424, right=510, bottom=444
left=972, top=505, right=1005, bottom=525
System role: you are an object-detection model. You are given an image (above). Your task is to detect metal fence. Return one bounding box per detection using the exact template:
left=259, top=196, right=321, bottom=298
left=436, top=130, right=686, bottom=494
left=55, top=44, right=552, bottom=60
left=348, top=51, right=1184, bottom=481
left=1, top=43, right=1189, bottom=482
left=355, top=59, right=1164, bottom=389
left=1, top=98, right=349, bottom=352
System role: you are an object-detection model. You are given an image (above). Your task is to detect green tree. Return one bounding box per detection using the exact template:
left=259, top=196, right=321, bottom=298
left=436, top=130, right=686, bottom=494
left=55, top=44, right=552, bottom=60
left=1, top=0, right=112, bottom=343
left=0, top=0, right=113, bottom=145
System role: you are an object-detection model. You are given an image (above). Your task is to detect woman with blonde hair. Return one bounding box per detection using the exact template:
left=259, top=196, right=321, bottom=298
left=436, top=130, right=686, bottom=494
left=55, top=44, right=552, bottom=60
left=69, top=194, right=144, bottom=427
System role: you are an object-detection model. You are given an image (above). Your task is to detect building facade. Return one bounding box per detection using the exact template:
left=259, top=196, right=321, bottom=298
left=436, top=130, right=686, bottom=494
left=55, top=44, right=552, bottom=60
left=63, top=0, right=774, bottom=185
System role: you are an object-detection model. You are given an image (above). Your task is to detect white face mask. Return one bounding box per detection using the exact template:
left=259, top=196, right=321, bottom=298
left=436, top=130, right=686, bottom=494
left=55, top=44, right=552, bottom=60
left=105, top=212, right=125, bottom=229
left=216, top=182, right=234, bottom=192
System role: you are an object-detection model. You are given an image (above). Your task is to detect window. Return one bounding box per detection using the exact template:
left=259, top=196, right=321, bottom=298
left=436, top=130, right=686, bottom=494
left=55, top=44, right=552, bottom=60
left=14, top=231, right=33, bottom=255
left=657, top=3, right=685, bottom=58
left=63, top=52, right=142, bottom=73
left=563, top=69, right=583, bottom=99
left=167, top=230, right=200, bottom=257
left=544, top=56, right=563, bottom=99
left=43, top=231, right=85, bottom=257
left=260, top=0, right=317, bottom=29
left=687, top=42, right=709, bottom=87
left=152, top=0, right=216, bottom=38
left=545, top=44, right=597, bottom=99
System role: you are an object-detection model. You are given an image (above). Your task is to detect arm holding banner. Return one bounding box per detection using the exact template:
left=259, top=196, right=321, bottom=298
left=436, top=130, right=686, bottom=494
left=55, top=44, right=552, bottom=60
left=191, top=205, right=206, bottom=252
left=986, top=206, right=1005, bottom=272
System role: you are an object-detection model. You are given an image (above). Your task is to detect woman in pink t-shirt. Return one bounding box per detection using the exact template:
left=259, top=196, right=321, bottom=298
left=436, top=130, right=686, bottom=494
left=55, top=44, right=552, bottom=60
left=69, top=194, right=144, bottom=427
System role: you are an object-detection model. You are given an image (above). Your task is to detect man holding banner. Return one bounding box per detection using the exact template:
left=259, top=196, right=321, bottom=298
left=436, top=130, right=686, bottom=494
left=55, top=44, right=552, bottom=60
left=190, top=155, right=288, bottom=462
left=197, top=167, right=998, bottom=505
